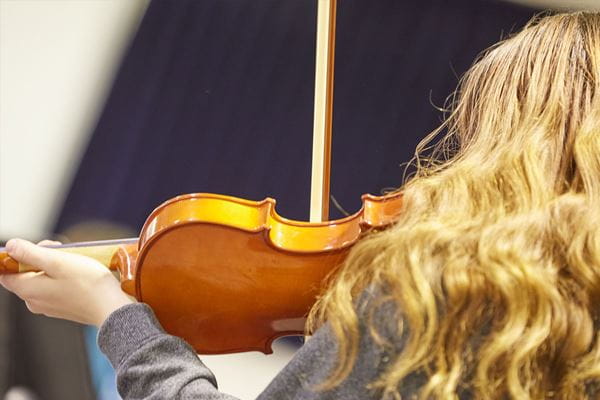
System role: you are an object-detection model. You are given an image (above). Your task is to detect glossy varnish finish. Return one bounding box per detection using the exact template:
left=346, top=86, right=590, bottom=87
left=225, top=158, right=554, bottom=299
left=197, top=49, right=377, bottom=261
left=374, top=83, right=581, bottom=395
left=129, top=192, right=402, bottom=354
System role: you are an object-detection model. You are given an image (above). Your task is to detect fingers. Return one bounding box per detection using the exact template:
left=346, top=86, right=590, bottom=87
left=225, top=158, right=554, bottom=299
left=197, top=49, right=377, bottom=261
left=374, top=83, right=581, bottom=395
left=0, top=274, right=66, bottom=319
left=0, top=271, right=54, bottom=301
left=37, top=240, right=62, bottom=247
left=5, top=239, right=63, bottom=276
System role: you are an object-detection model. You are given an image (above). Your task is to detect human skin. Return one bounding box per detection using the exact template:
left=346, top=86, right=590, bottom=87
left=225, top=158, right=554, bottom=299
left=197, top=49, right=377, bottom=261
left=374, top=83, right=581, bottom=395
left=0, top=238, right=133, bottom=327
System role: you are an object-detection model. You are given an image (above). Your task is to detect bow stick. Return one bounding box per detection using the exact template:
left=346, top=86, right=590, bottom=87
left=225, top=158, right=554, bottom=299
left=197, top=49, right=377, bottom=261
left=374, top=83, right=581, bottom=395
left=310, top=0, right=337, bottom=222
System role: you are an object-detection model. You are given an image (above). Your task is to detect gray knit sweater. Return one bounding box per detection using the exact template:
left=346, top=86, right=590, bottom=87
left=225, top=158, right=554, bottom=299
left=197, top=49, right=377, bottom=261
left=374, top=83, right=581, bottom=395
left=97, top=297, right=419, bottom=399
left=97, top=302, right=600, bottom=399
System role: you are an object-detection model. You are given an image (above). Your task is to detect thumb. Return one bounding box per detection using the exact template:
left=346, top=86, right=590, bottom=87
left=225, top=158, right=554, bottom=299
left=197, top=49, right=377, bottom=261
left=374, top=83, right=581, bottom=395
left=6, top=239, right=63, bottom=276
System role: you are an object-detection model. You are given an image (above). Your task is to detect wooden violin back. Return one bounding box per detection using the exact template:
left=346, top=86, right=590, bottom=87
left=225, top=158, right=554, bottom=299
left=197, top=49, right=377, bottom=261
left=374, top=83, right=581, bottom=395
left=122, top=192, right=401, bottom=354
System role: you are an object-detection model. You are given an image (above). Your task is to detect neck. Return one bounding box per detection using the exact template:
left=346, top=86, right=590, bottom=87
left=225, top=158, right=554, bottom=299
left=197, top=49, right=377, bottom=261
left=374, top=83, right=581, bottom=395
left=0, top=238, right=138, bottom=274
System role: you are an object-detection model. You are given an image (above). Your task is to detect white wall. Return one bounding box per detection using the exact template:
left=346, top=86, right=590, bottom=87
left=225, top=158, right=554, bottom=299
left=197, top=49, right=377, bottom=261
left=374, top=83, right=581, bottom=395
left=0, top=0, right=149, bottom=239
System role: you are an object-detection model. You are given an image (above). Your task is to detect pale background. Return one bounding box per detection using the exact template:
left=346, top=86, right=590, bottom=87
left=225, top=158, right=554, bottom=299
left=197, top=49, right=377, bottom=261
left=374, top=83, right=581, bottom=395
left=0, top=0, right=598, bottom=399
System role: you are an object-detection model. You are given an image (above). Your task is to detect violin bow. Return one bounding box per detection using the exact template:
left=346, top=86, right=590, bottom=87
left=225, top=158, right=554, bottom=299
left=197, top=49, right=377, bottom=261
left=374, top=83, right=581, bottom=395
left=310, top=0, right=337, bottom=223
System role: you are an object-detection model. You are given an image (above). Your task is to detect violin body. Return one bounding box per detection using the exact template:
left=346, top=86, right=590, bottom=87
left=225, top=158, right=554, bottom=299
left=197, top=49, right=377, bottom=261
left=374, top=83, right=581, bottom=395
left=120, top=192, right=401, bottom=354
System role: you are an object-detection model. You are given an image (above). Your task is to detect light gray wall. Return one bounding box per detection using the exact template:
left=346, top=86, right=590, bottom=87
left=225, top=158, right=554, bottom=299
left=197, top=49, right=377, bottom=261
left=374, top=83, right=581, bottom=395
left=0, top=0, right=149, bottom=239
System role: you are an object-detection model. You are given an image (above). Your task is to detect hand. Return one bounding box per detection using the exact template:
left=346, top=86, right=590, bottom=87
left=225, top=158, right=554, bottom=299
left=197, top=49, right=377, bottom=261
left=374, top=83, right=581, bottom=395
left=0, top=238, right=134, bottom=327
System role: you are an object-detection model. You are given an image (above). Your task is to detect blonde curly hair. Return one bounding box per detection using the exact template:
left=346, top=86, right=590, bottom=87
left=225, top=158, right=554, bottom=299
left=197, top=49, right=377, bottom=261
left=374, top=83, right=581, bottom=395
left=309, top=11, right=600, bottom=399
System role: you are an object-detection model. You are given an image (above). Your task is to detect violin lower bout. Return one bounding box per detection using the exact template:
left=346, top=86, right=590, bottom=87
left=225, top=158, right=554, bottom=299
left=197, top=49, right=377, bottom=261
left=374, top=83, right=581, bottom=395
left=134, top=223, right=348, bottom=355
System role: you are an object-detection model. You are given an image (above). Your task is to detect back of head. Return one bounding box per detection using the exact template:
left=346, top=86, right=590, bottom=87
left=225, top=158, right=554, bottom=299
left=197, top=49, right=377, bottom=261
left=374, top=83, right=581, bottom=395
left=310, top=11, right=600, bottom=399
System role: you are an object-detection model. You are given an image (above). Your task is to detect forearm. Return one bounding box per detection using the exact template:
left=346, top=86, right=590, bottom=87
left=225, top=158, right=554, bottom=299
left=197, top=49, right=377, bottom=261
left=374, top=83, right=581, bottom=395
left=98, top=303, right=240, bottom=400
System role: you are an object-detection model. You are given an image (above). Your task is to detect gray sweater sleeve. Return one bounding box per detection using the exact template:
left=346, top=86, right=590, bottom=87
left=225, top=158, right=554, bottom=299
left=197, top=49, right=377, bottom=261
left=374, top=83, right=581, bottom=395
left=98, top=303, right=240, bottom=399
left=98, top=299, right=415, bottom=400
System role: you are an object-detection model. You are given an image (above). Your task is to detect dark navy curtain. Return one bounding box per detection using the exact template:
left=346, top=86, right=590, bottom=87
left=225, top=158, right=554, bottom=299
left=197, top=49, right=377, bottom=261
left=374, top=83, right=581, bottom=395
left=56, top=0, right=537, bottom=231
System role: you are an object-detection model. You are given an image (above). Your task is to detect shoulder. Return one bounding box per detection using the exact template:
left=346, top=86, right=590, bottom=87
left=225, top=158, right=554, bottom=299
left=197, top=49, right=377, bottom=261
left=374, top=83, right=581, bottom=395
left=259, top=287, right=423, bottom=399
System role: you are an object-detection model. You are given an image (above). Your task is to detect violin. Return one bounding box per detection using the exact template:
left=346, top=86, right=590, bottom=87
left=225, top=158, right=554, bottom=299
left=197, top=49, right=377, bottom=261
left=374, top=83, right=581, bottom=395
left=0, top=0, right=403, bottom=355
left=0, top=192, right=401, bottom=354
